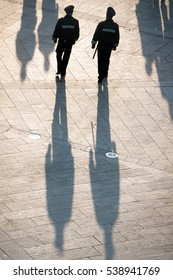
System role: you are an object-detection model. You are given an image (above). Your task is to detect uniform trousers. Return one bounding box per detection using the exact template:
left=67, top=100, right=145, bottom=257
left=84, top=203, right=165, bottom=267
left=56, top=41, right=73, bottom=75
left=97, top=46, right=112, bottom=81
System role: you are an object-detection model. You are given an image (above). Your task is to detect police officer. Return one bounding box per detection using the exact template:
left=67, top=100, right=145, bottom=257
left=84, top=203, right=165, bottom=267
left=52, top=5, right=79, bottom=77
left=91, top=7, right=120, bottom=83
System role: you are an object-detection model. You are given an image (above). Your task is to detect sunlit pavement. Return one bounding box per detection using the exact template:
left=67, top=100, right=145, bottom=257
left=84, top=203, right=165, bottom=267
left=0, top=0, right=173, bottom=260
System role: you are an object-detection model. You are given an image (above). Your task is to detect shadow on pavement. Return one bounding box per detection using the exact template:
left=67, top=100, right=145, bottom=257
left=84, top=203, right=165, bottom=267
left=136, top=0, right=173, bottom=120
left=16, top=0, right=58, bottom=80
left=16, top=0, right=37, bottom=80
left=38, top=0, right=58, bottom=72
left=89, top=82, right=120, bottom=259
left=45, top=78, right=74, bottom=254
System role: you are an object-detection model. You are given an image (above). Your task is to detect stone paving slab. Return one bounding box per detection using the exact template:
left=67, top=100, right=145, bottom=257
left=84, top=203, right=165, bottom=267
left=0, top=0, right=173, bottom=260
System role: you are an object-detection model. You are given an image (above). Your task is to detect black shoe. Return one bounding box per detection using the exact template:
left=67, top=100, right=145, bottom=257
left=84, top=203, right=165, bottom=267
left=56, top=70, right=61, bottom=75
left=61, top=73, right=66, bottom=79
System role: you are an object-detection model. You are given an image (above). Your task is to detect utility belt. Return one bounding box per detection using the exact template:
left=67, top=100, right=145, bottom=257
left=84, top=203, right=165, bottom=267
left=59, top=38, right=75, bottom=45
left=98, top=41, right=114, bottom=49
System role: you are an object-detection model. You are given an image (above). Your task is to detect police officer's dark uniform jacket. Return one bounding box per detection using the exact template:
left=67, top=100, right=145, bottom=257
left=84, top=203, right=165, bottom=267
left=91, top=7, right=120, bottom=83
left=52, top=5, right=79, bottom=76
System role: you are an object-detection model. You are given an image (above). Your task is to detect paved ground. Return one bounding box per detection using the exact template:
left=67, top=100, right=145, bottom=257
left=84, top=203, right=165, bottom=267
left=0, top=0, right=173, bottom=260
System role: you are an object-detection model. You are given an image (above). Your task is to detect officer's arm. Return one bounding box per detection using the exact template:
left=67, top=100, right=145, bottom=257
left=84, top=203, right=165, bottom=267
left=116, top=25, right=120, bottom=46
left=91, top=40, right=97, bottom=49
left=113, top=25, right=120, bottom=50
left=52, top=35, right=57, bottom=43
left=52, top=21, right=61, bottom=43
left=91, top=23, right=101, bottom=48
left=75, top=20, right=80, bottom=42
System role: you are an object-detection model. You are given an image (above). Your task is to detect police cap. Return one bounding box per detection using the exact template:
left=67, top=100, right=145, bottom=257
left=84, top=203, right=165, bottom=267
left=64, top=5, right=74, bottom=14
left=106, top=7, right=116, bottom=18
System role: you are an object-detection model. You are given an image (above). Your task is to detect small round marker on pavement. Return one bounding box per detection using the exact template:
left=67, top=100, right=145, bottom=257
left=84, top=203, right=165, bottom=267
left=28, top=133, right=41, bottom=140
left=106, top=152, right=118, bottom=159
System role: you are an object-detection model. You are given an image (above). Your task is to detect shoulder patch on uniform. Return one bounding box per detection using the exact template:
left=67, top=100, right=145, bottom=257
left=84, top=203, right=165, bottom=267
left=62, top=25, right=75, bottom=29
left=102, top=28, right=115, bottom=33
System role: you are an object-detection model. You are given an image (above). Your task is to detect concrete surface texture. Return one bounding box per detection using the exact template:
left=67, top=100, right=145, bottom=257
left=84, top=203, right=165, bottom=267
left=0, top=0, right=173, bottom=260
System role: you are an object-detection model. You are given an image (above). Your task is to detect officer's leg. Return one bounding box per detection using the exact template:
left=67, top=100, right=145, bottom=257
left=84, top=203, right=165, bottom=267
left=98, top=47, right=105, bottom=82
left=56, top=42, right=64, bottom=74
left=61, top=44, right=72, bottom=76
left=104, top=48, right=112, bottom=78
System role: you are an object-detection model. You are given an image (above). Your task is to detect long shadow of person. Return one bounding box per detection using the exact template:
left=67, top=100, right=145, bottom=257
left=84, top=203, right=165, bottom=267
left=16, top=0, right=37, bottom=80
left=45, top=77, right=74, bottom=254
left=89, top=82, right=120, bottom=259
left=38, top=0, right=58, bottom=72
left=136, top=0, right=173, bottom=120
left=159, top=0, right=173, bottom=118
